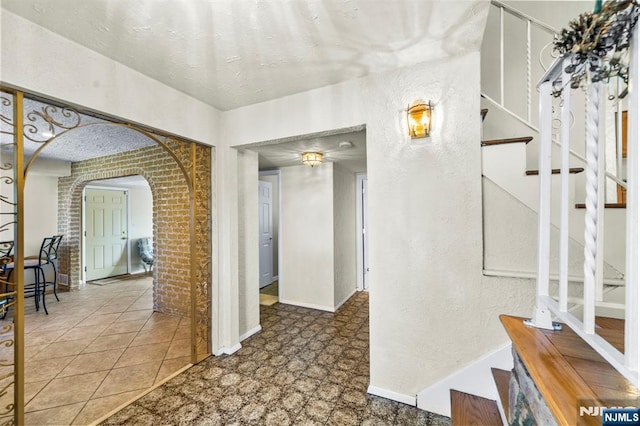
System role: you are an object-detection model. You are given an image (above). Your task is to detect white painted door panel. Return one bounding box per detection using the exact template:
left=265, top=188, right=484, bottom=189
left=259, top=181, right=273, bottom=287
left=85, top=188, right=128, bottom=281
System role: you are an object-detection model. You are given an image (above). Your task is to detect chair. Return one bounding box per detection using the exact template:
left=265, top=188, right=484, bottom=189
left=0, top=242, right=14, bottom=317
left=40, top=235, right=63, bottom=312
left=2, top=235, right=63, bottom=316
left=137, top=237, right=153, bottom=272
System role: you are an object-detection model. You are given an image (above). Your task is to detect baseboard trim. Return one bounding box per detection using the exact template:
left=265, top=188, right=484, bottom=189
left=367, top=385, right=416, bottom=406
left=215, top=343, right=242, bottom=356
left=334, top=288, right=357, bottom=311
left=416, top=343, right=512, bottom=417
left=239, top=325, right=262, bottom=342
left=279, top=298, right=335, bottom=312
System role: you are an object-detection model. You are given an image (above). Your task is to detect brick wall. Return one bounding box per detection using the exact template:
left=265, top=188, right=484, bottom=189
left=57, top=138, right=212, bottom=358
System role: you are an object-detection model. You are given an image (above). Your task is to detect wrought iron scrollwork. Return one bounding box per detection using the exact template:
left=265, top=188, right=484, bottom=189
left=24, top=105, right=81, bottom=143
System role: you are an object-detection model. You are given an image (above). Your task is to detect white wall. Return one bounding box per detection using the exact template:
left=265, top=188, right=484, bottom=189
left=237, top=150, right=260, bottom=338
left=280, top=163, right=335, bottom=311
left=128, top=186, right=153, bottom=274
left=24, top=174, right=59, bottom=256
left=259, top=174, right=279, bottom=278
left=364, top=53, right=510, bottom=398
left=333, top=164, right=357, bottom=309
left=0, top=10, right=219, bottom=145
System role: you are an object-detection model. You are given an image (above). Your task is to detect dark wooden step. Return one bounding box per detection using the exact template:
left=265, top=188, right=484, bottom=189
left=575, top=203, right=626, bottom=209
left=450, top=389, right=502, bottom=426
left=481, top=109, right=488, bottom=121
left=481, top=136, right=533, bottom=146
left=525, top=168, right=584, bottom=176
left=491, top=368, right=511, bottom=420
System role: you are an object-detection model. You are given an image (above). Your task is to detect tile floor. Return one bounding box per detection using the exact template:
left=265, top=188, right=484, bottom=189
left=0, top=274, right=190, bottom=425
left=103, top=292, right=451, bottom=425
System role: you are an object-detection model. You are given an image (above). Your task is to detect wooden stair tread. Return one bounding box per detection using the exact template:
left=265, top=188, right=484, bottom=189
left=481, top=136, right=533, bottom=146
left=525, top=168, right=584, bottom=175
left=481, top=108, right=488, bottom=121
left=595, top=316, right=625, bottom=331
left=491, top=368, right=511, bottom=420
left=500, top=315, right=602, bottom=426
left=450, top=389, right=502, bottom=426
left=575, top=203, right=626, bottom=209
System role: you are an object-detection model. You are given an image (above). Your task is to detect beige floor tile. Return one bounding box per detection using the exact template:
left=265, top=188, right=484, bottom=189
left=129, top=329, right=174, bottom=347
left=31, top=339, right=94, bottom=361
left=24, top=343, right=50, bottom=360
left=95, top=302, right=131, bottom=314
left=58, top=348, right=125, bottom=378
left=25, top=370, right=108, bottom=412
left=154, top=356, right=191, bottom=385
left=25, top=379, right=50, bottom=404
left=115, top=309, right=153, bottom=323
left=24, top=402, right=85, bottom=426
left=71, top=390, right=142, bottom=425
left=82, top=332, right=137, bottom=354
left=24, top=355, right=76, bottom=384
left=165, top=338, right=190, bottom=359
left=93, top=361, right=162, bottom=398
left=56, top=325, right=105, bottom=342
left=77, top=312, right=121, bottom=327
left=25, top=328, right=67, bottom=347
left=99, top=319, right=147, bottom=336
left=113, top=342, right=170, bottom=369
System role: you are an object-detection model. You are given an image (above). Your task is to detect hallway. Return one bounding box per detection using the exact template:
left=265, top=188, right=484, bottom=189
left=103, top=293, right=450, bottom=425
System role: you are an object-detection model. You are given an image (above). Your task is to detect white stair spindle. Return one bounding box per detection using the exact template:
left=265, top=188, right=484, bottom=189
left=583, top=80, right=601, bottom=335
left=559, top=59, right=571, bottom=313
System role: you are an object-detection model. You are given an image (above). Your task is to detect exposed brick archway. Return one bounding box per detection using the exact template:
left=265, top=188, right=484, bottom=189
left=56, top=142, right=212, bottom=359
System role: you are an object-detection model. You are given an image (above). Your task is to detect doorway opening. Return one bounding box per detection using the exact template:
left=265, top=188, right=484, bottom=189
left=259, top=170, right=280, bottom=306
left=82, top=176, right=152, bottom=284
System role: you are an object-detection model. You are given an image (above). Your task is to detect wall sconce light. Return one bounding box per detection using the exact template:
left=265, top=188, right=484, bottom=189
left=302, top=151, right=324, bottom=167
left=407, top=100, right=432, bottom=139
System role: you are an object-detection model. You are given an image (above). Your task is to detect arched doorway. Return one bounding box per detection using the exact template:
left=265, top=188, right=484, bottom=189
left=0, top=89, right=212, bottom=424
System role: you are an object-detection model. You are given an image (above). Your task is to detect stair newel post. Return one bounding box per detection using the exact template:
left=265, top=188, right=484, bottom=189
left=583, top=76, right=602, bottom=336
left=559, top=58, right=572, bottom=313
left=625, top=22, right=640, bottom=387
left=528, top=79, right=555, bottom=330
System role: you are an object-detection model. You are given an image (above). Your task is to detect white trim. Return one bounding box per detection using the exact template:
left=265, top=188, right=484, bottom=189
left=215, top=342, right=242, bottom=356
left=416, top=343, right=512, bottom=417
left=88, top=363, right=193, bottom=426
left=279, top=299, right=335, bottom=312
left=367, top=385, right=416, bottom=406
left=483, top=268, right=625, bottom=286
left=356, top=173, right=367, bottom=291
left=239, top=325, right=262, bottom=342
left=334, top=288, right=357, bottom=311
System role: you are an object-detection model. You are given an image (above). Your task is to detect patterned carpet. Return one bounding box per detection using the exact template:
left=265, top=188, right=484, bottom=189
left=102, top=292, right=451, bottom=425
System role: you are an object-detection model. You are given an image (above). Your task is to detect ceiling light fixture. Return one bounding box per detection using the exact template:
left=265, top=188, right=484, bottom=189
left=338, top=140, right=353, bottom=149
left=301, top=152, right=324, bottom=167
left=407, top=100, right=433, bottom=139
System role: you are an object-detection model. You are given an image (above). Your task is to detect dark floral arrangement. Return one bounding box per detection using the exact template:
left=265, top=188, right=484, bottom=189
left=553, top=0, right=639, bottom=91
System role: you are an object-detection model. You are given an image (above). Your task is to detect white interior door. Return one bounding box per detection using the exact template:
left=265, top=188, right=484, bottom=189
left=85, top=188, right=128, bottom=281
left=259, top=181, right=273, bottom=288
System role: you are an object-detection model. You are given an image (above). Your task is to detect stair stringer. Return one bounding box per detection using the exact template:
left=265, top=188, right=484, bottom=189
left=482, top=142, right=627, bottom=275
left=416, top=343, right=513, bottom=418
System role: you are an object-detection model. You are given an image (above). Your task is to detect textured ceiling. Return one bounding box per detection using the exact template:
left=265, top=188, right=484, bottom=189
left=2, top=0, right=489, bottom=110
left=250, top=129, right=367, bottom=173
left=0, top=97, right=157, bottom=162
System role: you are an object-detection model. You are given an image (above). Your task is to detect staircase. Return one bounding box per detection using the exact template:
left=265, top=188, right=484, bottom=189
left=450, top=314, right=638, bottom=426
